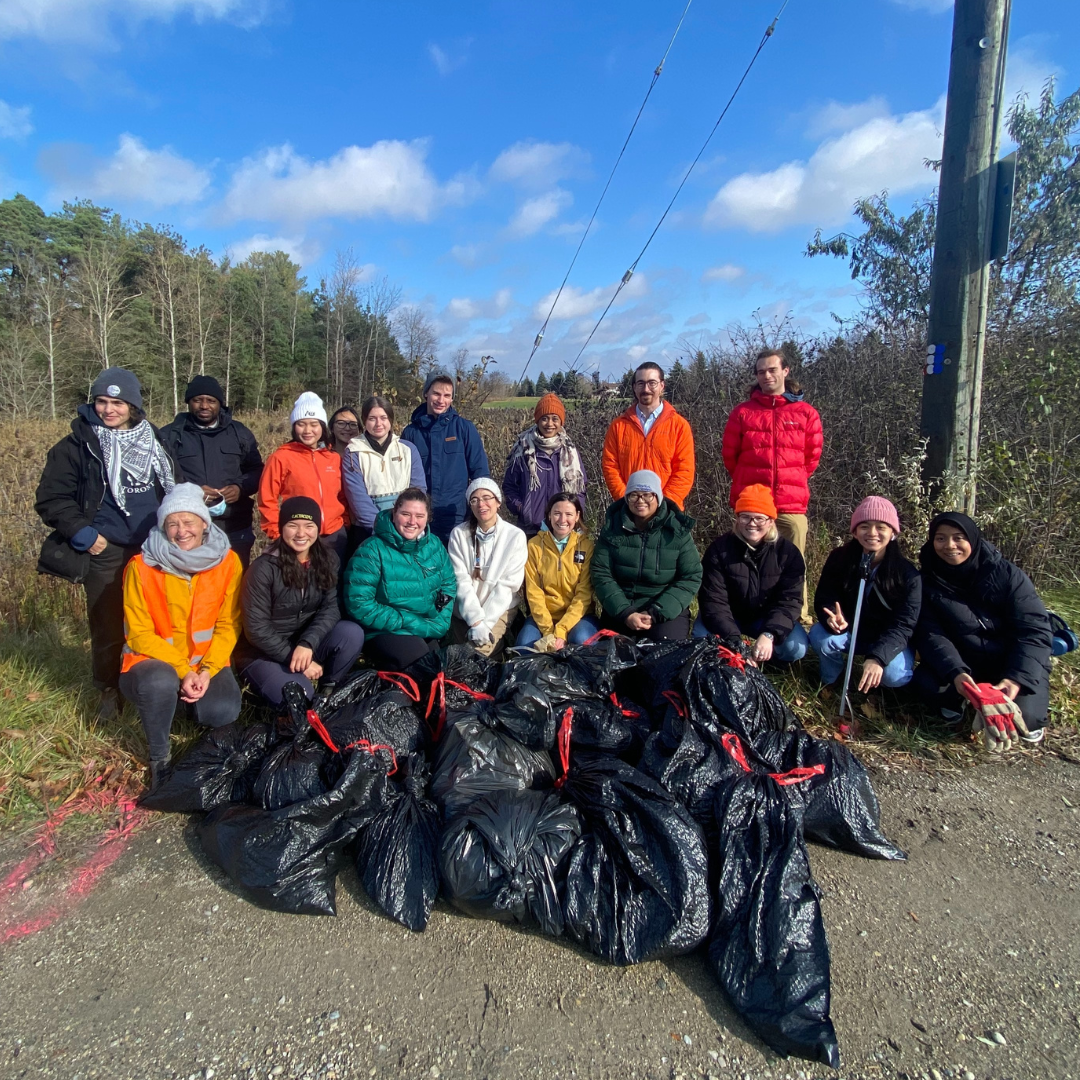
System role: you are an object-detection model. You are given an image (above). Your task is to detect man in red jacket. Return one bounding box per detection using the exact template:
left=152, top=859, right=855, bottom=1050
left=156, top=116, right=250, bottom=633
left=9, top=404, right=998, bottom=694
left=722, top=348, right=823, bottom=618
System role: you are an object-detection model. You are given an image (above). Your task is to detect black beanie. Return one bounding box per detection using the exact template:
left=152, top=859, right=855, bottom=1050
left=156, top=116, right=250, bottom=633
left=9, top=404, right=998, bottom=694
left=185, top=375, right=226, bottom=404
left=279, top=496, right=322, bottom=531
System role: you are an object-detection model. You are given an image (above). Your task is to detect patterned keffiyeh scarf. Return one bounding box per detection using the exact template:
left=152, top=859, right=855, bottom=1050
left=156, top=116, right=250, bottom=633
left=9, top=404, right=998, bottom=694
left=94, top=419, right=175, bottom=516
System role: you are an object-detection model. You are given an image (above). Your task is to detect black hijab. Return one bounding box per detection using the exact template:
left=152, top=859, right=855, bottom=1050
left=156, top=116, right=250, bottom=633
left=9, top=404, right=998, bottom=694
left=920, top=512, right=986, bottom=588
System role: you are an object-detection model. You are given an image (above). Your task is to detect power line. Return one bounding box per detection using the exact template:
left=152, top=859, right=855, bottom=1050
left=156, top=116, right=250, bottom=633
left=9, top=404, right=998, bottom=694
left=518, top=0, right=695, bottom=388
left=570, top=0, right=791, bottom=370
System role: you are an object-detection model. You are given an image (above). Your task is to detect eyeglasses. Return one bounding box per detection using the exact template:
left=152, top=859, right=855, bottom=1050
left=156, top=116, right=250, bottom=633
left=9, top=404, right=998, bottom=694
left=633, top=380, right=661, bottom=390
left=469, top=494, right=498, bottom=506
left=333, top=420, right=359, bottom=429
left=627, top=491, right=657, bottom=502
left=737, top=514, right=771, bottom=527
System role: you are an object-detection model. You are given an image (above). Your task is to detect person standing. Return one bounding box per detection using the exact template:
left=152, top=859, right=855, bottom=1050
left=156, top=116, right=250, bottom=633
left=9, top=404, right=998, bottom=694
left=722, top=348, right=822, bottom=618
left=591, top=469, right=702, bottom=642
left=258, top=391, right=349, bottom=563
left=36, top=367, right=177, bottom=721
left=402, top=371, right=489, bottom=543
left=160, top=375, right=263, bottom=568
left=602, top=362, right=695, bottom=510
left=502, top=392, right=587, bottom=539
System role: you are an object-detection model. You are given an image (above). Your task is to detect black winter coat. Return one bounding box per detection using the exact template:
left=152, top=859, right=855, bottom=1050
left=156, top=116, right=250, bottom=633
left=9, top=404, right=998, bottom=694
left=915, top=542, right=1051, bottom=695
left=699, top=533, right=804, bottom=645
left=814, top=541, right=921, bottom=667
left=35, top=411, right=179, bottom=580
left=159, top=409, right=262, bottom=532
left=236, top=549, right=343, bottom=668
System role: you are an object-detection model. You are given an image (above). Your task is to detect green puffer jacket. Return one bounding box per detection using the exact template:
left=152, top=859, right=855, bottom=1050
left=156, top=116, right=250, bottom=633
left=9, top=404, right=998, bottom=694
left=590, top=498, right=702, bottom=622
left=344, top=509, right=457, bottom=639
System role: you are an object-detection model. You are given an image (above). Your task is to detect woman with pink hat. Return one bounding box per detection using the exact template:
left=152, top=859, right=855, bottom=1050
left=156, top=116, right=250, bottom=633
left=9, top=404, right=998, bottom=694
left=810, top=495, right=921, bottom=699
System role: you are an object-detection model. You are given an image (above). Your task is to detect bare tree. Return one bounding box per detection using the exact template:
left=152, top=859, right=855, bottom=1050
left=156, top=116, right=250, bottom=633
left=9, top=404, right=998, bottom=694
left=148, top=230, right=186, bottom=413
left=327, top=249, right=364, bottom=403
left=393, top=305, right=439, bottom=394
left=358, top=275, right=402, bottom=400
left=21, top=254, right=69, bottom=419
left=185, top=246, right=219, bottom=380
left=76, top=236, right=138, bottom=372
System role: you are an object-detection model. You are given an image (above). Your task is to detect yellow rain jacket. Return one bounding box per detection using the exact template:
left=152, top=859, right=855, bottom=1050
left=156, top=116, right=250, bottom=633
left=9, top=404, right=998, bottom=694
left=524, top=529, right=595, bottom=639
left=121, top=552, right=243, bottom=678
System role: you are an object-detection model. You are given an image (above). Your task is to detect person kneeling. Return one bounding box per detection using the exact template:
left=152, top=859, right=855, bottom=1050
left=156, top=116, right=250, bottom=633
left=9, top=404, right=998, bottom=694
left=591, top=470, right=702, bottom=642
left=118, top=484, right=243, bottom=791
left=810, top=496, right=920, bottom=697
left=448, top=479, right=528, bottom=658
left=344, top=488, right=457, bottom=671
left=236, top=496, right=364, bottom=707
left=693, top=484, right=808, bottom=664
left=515, top=493, right=599, bottom=652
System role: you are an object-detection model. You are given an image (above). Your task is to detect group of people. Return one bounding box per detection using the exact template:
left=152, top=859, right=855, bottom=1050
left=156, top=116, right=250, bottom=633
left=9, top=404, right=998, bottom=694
left=36, top=350, right=1056, bottom=782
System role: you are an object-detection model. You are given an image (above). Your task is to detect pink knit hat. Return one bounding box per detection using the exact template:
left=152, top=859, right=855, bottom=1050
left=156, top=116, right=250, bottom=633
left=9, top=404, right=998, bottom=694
left=850, top=496, right=900, bottom=535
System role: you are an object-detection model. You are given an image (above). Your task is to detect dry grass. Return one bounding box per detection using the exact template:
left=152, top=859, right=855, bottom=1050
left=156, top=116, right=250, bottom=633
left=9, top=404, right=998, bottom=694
left=0, top=412, right=1076, bottom=822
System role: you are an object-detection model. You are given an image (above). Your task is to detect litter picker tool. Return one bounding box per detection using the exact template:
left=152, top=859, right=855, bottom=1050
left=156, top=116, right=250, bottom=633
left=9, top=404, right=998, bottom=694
left=838, top=551, right=874, bottom=731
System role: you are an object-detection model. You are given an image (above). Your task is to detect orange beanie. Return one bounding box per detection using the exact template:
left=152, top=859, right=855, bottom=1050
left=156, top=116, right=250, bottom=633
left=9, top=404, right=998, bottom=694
left=734, top=484, right=778, bottom=519
left=534, top=393, right=566, bottom=423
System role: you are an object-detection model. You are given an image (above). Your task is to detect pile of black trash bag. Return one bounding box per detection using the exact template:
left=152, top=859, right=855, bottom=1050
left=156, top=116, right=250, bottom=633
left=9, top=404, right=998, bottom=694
left=145, top=634, right=905, bottom=1068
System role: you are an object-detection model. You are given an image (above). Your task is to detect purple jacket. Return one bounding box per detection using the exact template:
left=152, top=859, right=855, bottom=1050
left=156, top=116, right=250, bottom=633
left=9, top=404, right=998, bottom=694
left=502, top=446, right=587, bottom=538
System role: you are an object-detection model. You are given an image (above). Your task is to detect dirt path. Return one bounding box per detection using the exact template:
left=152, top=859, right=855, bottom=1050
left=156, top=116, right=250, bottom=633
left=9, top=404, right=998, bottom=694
left=0, top=755, right=1077, bottom=1080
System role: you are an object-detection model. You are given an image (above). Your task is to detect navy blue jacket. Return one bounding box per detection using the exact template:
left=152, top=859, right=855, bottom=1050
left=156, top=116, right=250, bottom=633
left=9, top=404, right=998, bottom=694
left=160, top=408, right=263, bottom=533
left=402, top=404, right=489, bottom=542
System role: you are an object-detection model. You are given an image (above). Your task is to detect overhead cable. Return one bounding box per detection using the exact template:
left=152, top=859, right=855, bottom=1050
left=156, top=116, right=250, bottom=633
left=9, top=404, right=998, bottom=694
left=518, top=0, right=695, bottom=386
left=570, top=0, right=791, bottom=369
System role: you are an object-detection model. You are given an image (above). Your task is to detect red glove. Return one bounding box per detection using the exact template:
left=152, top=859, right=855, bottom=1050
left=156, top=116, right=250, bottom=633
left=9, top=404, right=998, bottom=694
left=960, top=681, right=1028, bottom=751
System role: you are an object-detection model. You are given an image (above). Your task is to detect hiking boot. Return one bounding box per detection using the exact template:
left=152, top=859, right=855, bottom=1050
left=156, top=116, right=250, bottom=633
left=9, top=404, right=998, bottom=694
left=96, top=687, right=120, bottom=722
left=940, top=706, right=963, bottom=722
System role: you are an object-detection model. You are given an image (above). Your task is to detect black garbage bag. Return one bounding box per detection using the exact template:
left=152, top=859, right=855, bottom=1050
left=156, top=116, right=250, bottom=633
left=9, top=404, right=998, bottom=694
left=313, top=667, right=421, bottom=714
left=497, top=631, right=641, bottom=704
left=559, top=747, right=710, bottom=965
left=354, top=754, right=442, bottom=931
left=199, top=745, right=394, bottom=916
left=439, top=788, right=580, bottom=936
left=140, top=722, right=272, bottom=812
left=430, top=715, right=556, bottom=819
left=323, top=689, right=426, bottom=757
left=253, top=681, right=336, bottom=810
left=558, top=694, right=651, bottom=757
left=621, top=638, right=706, bottom=711
left=409, top=646, right=500, bottom=741
left=638, top=692, right=724, bottom=826
left=709, top=770, right=840, bottom=1068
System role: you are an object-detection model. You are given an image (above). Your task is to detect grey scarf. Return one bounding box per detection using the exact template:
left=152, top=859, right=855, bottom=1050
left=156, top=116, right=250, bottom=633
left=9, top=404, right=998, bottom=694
left=141, top=523, right=232, bottom=580
left=507, top=428, right=586, bottom=494
left=94, top=419, right=175, bottom=516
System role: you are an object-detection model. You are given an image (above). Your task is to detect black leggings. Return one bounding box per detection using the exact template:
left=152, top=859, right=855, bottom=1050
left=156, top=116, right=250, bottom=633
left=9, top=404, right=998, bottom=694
left=363, top=633, right=441, bottom=671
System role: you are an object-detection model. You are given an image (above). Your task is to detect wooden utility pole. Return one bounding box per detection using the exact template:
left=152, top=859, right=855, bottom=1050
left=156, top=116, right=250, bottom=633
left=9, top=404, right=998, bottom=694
left=920, top=0, right=1011, bottom=509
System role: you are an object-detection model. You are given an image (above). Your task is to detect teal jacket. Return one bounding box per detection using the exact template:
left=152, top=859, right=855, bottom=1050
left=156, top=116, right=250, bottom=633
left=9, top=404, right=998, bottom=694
left=344, top=509, right=457, bottom=639
left=590, top=498, right=702, bottom=623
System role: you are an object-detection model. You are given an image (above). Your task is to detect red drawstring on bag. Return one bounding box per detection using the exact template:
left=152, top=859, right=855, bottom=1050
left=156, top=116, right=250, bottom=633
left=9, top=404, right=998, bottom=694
left=717, top=643, right=746, bottom=671
left=554, top=707, right=574, bottom=789
left=661, top=689, right=688, bottom=718
left=306, top=709, right=341, bottom=754
left=423, top=672, right=494, bottom=743
left=581, top=629, right=621, bottom=647
left=721, top=732, right=824, bottom=787
left=344, top=738, right=399, bottom=776
left=376, top=671, right=421, bottom=702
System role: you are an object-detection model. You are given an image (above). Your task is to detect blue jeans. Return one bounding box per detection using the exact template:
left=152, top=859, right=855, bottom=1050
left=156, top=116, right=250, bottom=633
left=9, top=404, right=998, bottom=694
left=691, top=616, right=809, bottom=663
left=514, top=615, right=600, bottom=649
left=808, top=622, right=914, bottom=687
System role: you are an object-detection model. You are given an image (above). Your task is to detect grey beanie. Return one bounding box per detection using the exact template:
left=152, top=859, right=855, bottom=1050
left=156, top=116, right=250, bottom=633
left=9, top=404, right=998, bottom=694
left=423, top=370, right=456, bottom=397
left=157, top=483, right=212, bottom=530
left=90, top=367, right=143, bottom=410
left=625, top=469, right=663, bottom=501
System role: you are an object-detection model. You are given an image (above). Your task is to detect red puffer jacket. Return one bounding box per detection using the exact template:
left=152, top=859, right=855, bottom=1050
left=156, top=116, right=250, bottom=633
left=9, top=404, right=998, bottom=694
left=721, top=389, right=823, bottom=513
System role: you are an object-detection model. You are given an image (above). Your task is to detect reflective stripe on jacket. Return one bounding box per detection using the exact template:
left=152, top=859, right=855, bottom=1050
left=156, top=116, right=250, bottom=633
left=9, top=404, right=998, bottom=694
left=121, top=552, right=243, bottom=676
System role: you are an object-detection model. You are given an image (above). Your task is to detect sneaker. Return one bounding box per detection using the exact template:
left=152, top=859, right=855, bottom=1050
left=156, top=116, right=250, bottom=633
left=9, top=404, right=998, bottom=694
left=941, top=706, right=963, bottom=722
left=96, top=687, right=119, bottom=722
left=1020, top=727, right=1045, bottom=745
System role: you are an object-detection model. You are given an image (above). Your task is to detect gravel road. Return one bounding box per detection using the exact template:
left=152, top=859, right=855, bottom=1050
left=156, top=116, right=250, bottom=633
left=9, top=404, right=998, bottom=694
left=1, top=754, right=1077, bottom=1080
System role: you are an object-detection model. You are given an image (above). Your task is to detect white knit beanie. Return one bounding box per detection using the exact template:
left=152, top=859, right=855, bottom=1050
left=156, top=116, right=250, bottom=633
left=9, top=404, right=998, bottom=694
left=466, top=477, right=503, bottom=504
left=290, top=391, right=328, bottom=427
left=157, top=483, right=212, bottom=529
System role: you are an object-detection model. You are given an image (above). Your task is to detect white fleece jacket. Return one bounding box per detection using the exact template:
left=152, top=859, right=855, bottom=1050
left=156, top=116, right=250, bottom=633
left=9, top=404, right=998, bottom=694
left=447, top=516, right=528, bottom=633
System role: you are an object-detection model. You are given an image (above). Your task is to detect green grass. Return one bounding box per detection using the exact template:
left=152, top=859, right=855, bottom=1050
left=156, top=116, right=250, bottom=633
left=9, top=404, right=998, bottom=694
left=482, top=397, right=541, bottom=409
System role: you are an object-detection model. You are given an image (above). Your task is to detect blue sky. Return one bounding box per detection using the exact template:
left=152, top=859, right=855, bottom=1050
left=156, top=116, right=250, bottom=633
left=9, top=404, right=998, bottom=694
left=0, top=0, right=1073, bottom=381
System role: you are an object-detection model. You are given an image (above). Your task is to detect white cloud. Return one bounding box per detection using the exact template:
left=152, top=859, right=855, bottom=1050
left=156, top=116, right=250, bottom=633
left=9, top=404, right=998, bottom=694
left=702, top=263, right=744, bottom=283
left=224, top=233, right=329, bottom=267
left=41, top=133, right=211, bottom=206
left=627, top=345, right=648, bottom=362
left=0, top=99, right=32, bottom=139
left=1004, top=35, right=1062, bottom=111
left=504, top=188, right=572, bottom=239
left=427, top=38, right=471, bottom=76
left=805, top=97, right=890, bottom=139
left=489, top=140, right=589, bottom=189
left=445, top=288, right=513, bottom=321
left=219, top=139, right=464, bottom=224
left=0, top=0, right=264, bottom=45
left=706, top=98, right=944, bottom=233
left=533, top=273, right=649, bottom=322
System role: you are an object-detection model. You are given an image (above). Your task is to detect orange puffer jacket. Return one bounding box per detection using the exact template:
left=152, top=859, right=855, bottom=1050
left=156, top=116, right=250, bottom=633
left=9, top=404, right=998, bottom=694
left=601, top=402, right=695, bottom=510
left=258, top=440, right=348, bottom=538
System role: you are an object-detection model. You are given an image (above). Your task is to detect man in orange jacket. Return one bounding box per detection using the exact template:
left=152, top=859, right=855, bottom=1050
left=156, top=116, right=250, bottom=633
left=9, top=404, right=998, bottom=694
left=602, top=362, right=695, bottom=509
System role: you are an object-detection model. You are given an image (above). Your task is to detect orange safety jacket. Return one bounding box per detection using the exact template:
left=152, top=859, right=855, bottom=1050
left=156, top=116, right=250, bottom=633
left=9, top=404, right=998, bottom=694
left=120, top=553, right=241, bottom=674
